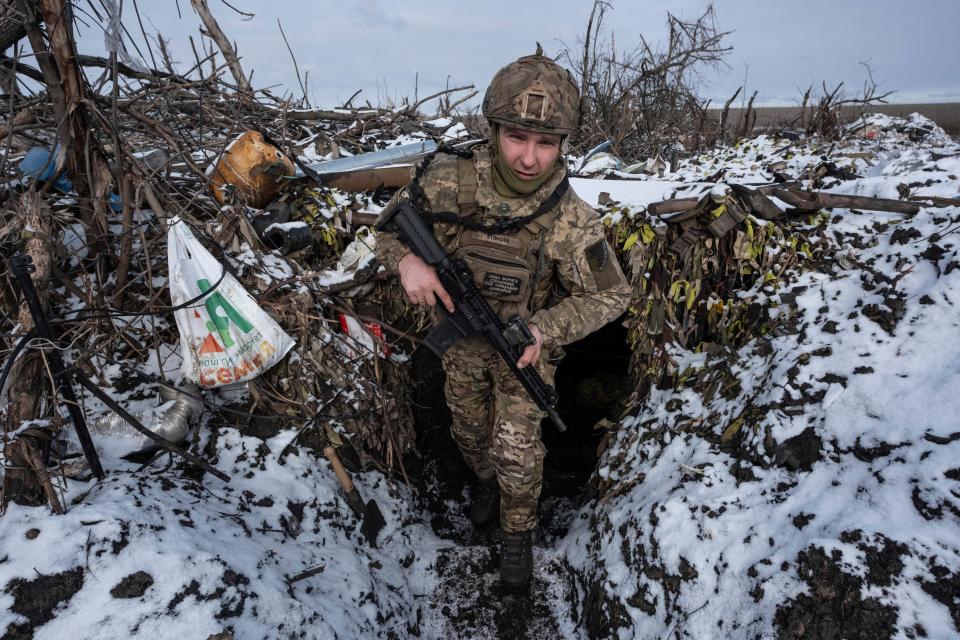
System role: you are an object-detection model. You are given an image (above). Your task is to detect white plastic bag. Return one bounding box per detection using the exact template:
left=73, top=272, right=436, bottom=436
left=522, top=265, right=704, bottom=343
left=336, top=226, right=376, bottom=271
left=167, top=217, right=295, bottom=387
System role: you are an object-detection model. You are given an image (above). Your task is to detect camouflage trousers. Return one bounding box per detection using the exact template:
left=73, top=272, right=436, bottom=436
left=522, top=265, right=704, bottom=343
left=442, top=336, right=556, bottom=533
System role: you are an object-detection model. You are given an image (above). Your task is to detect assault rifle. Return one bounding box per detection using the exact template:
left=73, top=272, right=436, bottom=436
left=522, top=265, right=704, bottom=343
left=377, top=201, right=569, bottom=432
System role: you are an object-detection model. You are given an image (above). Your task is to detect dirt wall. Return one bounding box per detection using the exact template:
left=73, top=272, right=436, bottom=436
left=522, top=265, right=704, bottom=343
left=708, top=103, right=960, bottom=136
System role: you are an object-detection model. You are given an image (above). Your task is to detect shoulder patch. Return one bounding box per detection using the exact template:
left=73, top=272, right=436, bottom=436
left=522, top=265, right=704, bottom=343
left=585, top=239, right=608, bottom=271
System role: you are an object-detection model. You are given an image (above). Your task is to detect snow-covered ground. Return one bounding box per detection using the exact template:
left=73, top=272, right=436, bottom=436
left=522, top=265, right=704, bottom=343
left=566, top=113, right=960, bottom=639
left=1, top=113, right=958, bottom=639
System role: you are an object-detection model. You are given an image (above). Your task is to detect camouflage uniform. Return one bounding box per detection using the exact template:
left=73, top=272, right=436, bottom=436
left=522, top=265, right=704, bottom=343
left=377, top=145, right=630, bottom=533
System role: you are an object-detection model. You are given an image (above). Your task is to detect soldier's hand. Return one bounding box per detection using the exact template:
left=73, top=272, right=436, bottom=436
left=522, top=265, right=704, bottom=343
left=517, top=324, right=543, bottom=369
left=398, top=252, right=455, bottom=312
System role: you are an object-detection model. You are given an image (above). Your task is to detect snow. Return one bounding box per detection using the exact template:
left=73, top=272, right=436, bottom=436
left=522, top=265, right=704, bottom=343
left=2, top=113, right=959, bottom=639
left=441, top=122, right=469, bottom=141
left=61, top=223, right=88, bottom=261
left=263, top=220, right=309, bottom=234
left=563, top=115, right=960, bottom=638
left=577, top=153, right=622, bottom=176
left=422, top=117, right=452, bottom=128
left=571, top=178, right=685, bottom=209
left=0, top=439, right=444, bottom=639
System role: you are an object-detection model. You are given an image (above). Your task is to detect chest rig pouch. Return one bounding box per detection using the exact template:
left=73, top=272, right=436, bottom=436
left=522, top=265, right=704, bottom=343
left=450, top=156, right=551, bottom=321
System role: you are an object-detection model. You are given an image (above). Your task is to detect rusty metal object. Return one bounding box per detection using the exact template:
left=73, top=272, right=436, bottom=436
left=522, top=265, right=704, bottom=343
left=321, top=165, right=414, bottom=192
left=208, top=131, right=295, bottom=207
left=772, top=188, right=920, bottom=214
left=647, top=197, right=699, bottom=216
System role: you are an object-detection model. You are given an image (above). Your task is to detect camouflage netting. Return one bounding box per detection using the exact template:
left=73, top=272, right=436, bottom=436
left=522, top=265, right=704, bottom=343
left=576, top=112, right=960, bottom=502
left=599, top=190, right=830, bottom=396
left=292, top=152, right=836, bottom=471
left=547, top=114, right=960, bottom=638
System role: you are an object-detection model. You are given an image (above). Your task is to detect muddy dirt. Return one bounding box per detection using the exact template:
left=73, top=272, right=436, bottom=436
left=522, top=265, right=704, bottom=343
left=110, top=571, right=155, bottom=598
left=411, top=453, right=583, bottom=639
left=774, top=546, right=897, bottom=640
left=2, top=567, right=84, bottom=640
left=921, top=564, right=960, bottom=630
left=166, top=566, right=252, bottom=620
left=405, top=323, right=631, bottom=639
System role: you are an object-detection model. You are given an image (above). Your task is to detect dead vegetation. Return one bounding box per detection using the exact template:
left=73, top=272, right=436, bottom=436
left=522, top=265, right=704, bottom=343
left=0, top=0, right=946, bottom=518
left=0, top=0, right=475, bottom=511
left=560, top=2, right=732, bottom=160
left=560, top=2, right=903, bottom=160
left=793, top=62, right=895, bottom=137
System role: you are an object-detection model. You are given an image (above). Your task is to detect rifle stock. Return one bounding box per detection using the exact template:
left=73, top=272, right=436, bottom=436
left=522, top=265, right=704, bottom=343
left=378, top=201, right=568, bottom=432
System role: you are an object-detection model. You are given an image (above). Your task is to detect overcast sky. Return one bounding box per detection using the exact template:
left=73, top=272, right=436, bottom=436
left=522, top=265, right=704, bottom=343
left=74, top=0, right=960, bottom=110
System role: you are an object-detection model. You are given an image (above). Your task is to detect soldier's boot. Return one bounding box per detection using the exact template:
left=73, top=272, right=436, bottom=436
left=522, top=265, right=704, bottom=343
left=500, top=529, right=534, bottom=591
left=469, top=478, right=500, bottom=527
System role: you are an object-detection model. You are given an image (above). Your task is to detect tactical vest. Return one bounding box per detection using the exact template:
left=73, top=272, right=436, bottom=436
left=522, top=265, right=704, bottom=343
left=449, top=155, right=559, bottom=322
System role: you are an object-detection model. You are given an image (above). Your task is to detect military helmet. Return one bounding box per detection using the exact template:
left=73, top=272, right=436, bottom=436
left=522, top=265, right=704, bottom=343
left=482, top=46, right=581, bottom=136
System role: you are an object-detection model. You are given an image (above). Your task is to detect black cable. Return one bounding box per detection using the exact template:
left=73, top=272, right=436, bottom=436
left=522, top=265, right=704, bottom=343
left=47, top=219, right=233, bottom=323
left=404, top=140, right=569, bottom=234
left=72, top=351, right=376, bottom=423
left=0, top=331, right=35, bottom=397
left=2, top=218, right=226, bottom=326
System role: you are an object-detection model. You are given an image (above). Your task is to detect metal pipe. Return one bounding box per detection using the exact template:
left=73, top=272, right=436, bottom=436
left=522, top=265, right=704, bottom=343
left=93, top=383, right=202, bottom=450
left=10, top=254, right=105, bottom=479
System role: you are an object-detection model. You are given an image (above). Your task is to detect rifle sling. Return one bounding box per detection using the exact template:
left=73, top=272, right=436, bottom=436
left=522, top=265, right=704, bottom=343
left=422, top=176, right=570, bottom=234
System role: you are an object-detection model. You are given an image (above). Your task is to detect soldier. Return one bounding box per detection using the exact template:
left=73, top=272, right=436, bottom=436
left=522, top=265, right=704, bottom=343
left=376, top=48, right=631, bottom=591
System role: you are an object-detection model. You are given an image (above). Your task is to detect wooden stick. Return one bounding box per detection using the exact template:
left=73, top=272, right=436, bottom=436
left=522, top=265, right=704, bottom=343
left=21, top=439, right=64, bottom=514
left=139, top=179, right=170, bottom=223
left=405, top=84, right=474, bottom=114
left=773, top=188, right=920, bottom=214
left=286, top=564, right=325, bottom=584
left=112, top=101, right=207, bottom=179
left=907, top=195, right=960, bottom=208
left=76, top=54, right=181, bottom=82
left=284, top=108, right=386, bottom=122
left=323, top=445, right=355, bottom=493
left=36, top=0, right=114, bottom=248
left=720, top=86, right=741, bottom=142
left=190, top=0, right=250, bottom=93
left=113, top=175, right=134, bottom=309
left=648, top=197, right=699, bottom=216
left=276, top=19, right=307, bottom=104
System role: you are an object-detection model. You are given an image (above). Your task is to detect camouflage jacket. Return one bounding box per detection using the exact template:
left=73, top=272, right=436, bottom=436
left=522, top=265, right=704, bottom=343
left=376, top=144, right=630, bottom=349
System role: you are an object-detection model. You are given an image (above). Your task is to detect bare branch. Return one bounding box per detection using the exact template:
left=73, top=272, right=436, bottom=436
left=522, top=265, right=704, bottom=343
left=559, top=2, right=732, bottom=159
left=190, top=0, right=250, bottom=93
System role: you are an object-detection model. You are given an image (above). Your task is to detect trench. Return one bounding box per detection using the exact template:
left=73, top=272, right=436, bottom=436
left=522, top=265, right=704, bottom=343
left=404, top=317, right=631, bottom=638
left=408, top=317, right=630, bottom=538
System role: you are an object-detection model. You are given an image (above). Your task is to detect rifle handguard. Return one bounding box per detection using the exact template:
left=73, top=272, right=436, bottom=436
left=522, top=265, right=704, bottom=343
left=378, top=200, right=568, bottom=432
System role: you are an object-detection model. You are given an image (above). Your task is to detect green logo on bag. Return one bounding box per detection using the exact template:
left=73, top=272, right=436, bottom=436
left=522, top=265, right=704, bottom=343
left=197, top=279, right=254, bottom=349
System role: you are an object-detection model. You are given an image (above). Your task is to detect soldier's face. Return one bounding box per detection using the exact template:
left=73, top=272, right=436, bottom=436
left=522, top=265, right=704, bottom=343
left=498, top=126, right=562, bottom=179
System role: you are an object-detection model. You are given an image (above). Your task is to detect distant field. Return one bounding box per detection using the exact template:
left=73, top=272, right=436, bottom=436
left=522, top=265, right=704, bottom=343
left=707, top=103, right=960, bottom=136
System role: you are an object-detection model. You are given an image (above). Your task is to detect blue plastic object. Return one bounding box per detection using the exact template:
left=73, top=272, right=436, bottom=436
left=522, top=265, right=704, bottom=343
left=20, top=145, right=73, bottom=191
left=19, top=145, right=123, bottom=211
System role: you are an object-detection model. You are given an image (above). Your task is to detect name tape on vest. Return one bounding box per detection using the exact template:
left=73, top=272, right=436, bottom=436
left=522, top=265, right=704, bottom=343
left=474, top=231, right=524, bottom=250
